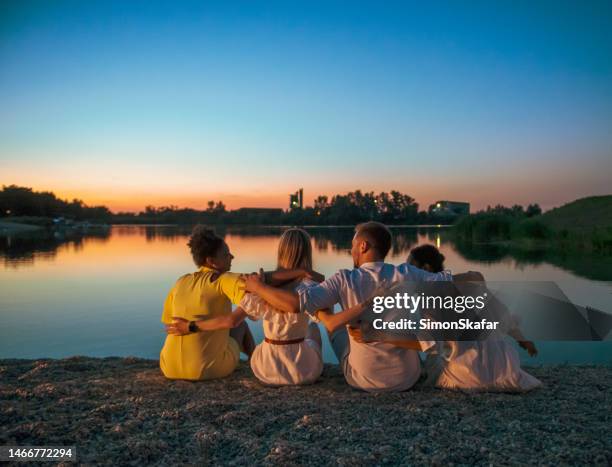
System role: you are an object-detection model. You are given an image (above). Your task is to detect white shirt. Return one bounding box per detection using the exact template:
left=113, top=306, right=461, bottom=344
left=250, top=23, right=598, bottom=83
left=298, top=261, right=451, bottom=392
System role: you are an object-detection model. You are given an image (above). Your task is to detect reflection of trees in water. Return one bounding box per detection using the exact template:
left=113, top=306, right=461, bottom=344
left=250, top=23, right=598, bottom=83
left=306, top=228, right=354, bottom=254
left=542, top=253, right=612, bottom=281
left=390, top=230, right=418, bottom=259
left=301, top=227, right=420, bottom=258
left=140, top=225, right=287, bottom=242
left=0, top=225, right=447, bottom=268
left=0, top=230, right=111, bottom=268
left=452, top=240, right=513, bottom=263
left=106, top=225, right=193, bottom=241
left=3, top=225, right=609, bottom=281
left=131, top=225, right=433, bottom=260
left=453, top=240, right=612, bottom=281
left=142, top=225, right=194, bottom=242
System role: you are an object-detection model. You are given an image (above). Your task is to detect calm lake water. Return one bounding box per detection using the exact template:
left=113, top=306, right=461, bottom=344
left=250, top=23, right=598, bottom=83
left=1, top=225, right=610, bottom=364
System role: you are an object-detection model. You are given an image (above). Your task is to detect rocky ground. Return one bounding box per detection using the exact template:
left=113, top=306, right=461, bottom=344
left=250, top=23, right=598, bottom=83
left=1, top=357, right=610, bottom=465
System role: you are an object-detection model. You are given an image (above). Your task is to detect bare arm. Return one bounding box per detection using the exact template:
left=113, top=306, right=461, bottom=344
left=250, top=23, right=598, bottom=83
left=240, top=292, right=296, bottom=317
left=195, top=307, right=247, bottom=330
left=166, top=308, right=247, bottom=335
left=316, top=302, right=367, bottom=334
left=507, top=324, right=538, bottom=356
left=476, top=283, right=538, bottom=356
left=453, top=271, right=538, bottom=356
left=244, top=273, right=300, bottom=313
left=264, top=268, right=325, bottom=286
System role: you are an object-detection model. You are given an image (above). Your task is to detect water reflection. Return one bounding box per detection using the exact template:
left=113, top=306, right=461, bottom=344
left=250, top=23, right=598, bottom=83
left=0, top=228, right=111, bottom=268
left=2, top=225, right=610, bottom=281
left=452, top=237, right=612, bottom=282
left=1, top=225, right=610, bottom=363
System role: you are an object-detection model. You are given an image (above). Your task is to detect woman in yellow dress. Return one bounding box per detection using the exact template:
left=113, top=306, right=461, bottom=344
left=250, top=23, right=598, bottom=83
left=160, top=226, right=254, bottom=380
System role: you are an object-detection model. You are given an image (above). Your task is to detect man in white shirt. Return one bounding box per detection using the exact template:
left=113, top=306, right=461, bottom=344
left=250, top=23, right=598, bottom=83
left=244, top=221, right=451, bottom=392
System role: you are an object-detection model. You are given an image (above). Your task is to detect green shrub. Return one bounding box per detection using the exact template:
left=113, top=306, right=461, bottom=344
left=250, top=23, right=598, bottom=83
left=454, top=213, right=514, bottom=242
left=515, top=218, right=552, bottom=239
left=591, top=228, right=612, bottom=253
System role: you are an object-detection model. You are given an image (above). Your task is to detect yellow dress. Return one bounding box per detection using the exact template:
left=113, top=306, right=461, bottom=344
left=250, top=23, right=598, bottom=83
left=160, top=266, right=245, bottom=380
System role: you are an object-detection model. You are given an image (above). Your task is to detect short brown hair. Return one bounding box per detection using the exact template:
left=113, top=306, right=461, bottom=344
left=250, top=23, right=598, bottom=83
left=188, top=225, right=224, bottom=266
left=355, top=221, right=392, bottom=258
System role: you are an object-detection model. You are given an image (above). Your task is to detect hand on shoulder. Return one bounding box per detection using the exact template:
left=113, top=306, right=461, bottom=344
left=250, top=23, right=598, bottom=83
left=305, top=269, right=325, bottom=283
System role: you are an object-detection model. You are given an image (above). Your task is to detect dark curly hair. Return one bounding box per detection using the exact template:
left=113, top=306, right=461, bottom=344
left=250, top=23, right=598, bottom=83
left=188, top=225, right=225, bottom=267
left=408, top=244, right=445, bottom=273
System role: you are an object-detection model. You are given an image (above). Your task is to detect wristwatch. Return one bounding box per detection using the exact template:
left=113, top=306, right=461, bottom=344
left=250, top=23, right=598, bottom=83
left=188, top=321, right=198, bottom=333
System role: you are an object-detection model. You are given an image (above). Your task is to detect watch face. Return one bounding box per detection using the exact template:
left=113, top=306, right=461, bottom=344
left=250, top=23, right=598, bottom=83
left=188, top=321, right=197, bottom=333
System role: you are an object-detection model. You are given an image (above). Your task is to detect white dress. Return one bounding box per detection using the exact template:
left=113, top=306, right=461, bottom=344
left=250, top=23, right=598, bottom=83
left=424, top=338, right=542, bottom=392
left=239, top=279, right=323, bottom=386
left=417, top=281, right=542, bottom=392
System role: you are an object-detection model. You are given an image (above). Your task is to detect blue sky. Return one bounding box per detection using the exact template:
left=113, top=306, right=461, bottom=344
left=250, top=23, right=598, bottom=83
left=1, top=0, right=611, bottom=211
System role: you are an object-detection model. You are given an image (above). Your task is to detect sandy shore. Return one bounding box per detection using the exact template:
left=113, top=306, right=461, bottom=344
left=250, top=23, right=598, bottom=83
left=1, top=357, right=610, bottom=465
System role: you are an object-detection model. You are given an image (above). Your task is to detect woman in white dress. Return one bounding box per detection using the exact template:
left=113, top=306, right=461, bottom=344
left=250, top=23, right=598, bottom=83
left=408, top=244, right=542, bottom=392
left=239, top=228, right=324, bottom=386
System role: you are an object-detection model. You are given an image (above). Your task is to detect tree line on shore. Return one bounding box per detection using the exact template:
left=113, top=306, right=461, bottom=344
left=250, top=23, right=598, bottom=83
left=0, top=185, right=112, bottom=222
left=0, top=185, right=450, bottom=225
left=2, top=185, right=609, bottom=253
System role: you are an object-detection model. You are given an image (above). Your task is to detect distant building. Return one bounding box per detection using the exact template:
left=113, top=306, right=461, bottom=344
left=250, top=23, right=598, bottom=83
left=289, top=188, right=304, bottom=210
left=429, top=200, right=470, bottom=217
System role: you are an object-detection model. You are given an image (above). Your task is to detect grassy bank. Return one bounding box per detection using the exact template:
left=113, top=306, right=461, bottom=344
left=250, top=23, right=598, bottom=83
left=454, top=196, right=612, bottom=254
left=1, top=357, right=610, bottom=465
